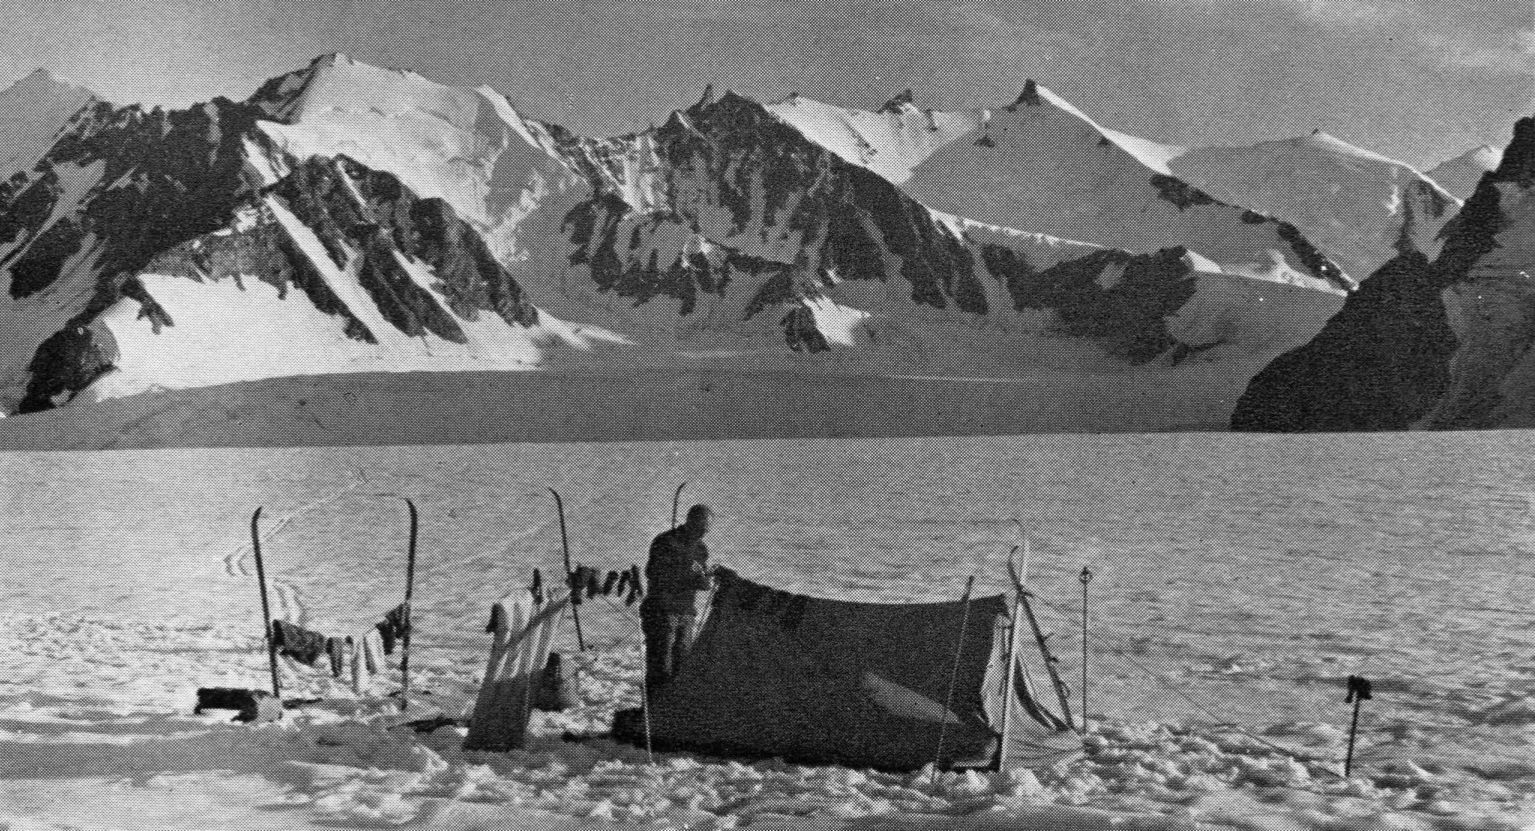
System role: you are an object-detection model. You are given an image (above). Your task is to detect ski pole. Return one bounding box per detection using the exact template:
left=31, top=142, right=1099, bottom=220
left=399, top=498, right=418, bottom=711
left=1344, top=675, right=1372, bottom=777
left=547, top=488, right=586, bottom=650
left=251, top=507, right=281, bottom=701
left=934, top=574, right=976, bottom=770
left=1080, top=565, right=1093, bottom=732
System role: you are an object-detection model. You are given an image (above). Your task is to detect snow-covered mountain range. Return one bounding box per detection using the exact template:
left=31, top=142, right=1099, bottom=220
left=0, top=55, right=1513, bottom=443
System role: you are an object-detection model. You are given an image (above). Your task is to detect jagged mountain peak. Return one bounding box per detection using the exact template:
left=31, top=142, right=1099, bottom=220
left=0, top=65, right=104, bottom=181
left=0, top=66, right=99, bottom=109
left=6, top=68, right=81, bottom=95
left=248, top=52, right=474, bottom=127
left=880, top=89, right=917, bottom=113
left=987, top=81, right=1187, bottom=175
left=1011, top=80, right=1043, bottom=108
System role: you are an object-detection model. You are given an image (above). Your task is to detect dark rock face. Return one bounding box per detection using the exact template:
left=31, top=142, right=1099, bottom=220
left=1004, top=246, right=1198, bottom=364
left=272, top=156, right=539, bottom=339
left=1231, top=116, right=1535, bottom=432
left=2, top=92, right=545, bottom=410
left=18, top=325, right=115, bottom=413
left=556, top=92, right=996, bottom=341
left=1229, top=251, right=1455, bottom=431
left=0, top=97, right=268, bottom=410
left=2, top=98, right=266, bottom=302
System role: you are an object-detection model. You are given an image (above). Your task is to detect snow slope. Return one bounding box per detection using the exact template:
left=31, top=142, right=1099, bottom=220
left=767, top=85, right=1350, bottom=293
left=1169, top=131, right=1460, bottom=281
left=1426, top=144, right=1504, bottom=201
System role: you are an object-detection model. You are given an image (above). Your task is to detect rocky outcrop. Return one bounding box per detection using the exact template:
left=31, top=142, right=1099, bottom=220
left=1229, top=250, right=1454, bottom=431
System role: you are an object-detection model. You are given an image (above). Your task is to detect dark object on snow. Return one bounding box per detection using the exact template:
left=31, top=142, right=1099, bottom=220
left=625, top=564, right=643, bottom=605
left=530, top=568, right=544, bottom=604
left=271, top=620, right=327, bottom=666
left=584, top=567, right=602, bottom=599
left=533, top=652, right=579, bottom=711
left=601, top=570, right=620, bottom=596
left=195, top=687, right=282, bottom=723
left=377, top=603, right=410, bottom=655
left=397, top=715, right=462, bottom=733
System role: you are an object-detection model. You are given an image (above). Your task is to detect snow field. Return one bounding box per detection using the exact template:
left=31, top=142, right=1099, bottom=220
left=3, top=432, right=1535, bottom=828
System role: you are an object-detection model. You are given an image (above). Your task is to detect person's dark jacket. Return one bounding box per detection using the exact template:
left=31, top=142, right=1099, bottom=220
left=644, top=526, right=712, bottom=614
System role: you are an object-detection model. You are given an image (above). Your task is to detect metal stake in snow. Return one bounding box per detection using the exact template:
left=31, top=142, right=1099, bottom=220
left=250, top=507, right=281, bottom=701
left=934, top=574, right=977, bottom=771
left=1080, top=565, right=1093, bottom=733
left=1343, top=675, right=1372, bottom=777
left=398, top=498, right=419, bottom=711
left=671, top=482, right=688, bottom=529
left=547, top=488, right=586, bottom=651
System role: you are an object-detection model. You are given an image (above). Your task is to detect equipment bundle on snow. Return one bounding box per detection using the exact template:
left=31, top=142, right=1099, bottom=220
left=463, top=586, right=574, bottom=752
left=612, top=568, right=1081, bottom=772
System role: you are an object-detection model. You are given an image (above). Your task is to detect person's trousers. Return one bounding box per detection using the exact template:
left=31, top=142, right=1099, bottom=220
left=640, top=601, right=695, bottom=689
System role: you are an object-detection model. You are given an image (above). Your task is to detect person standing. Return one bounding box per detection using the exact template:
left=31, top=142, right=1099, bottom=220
left=641, top=504, right=714, bottom=688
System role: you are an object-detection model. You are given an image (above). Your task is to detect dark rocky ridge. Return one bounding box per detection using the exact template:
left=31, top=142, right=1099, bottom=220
left=1228, top=250, right=1454, bottom=431
left=552, top=91, right=1212, bottom=358
left=4, top=90, right=545, bottom=410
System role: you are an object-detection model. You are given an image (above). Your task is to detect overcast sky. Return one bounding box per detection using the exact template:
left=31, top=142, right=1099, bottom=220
left=3, top=0, right=1530, bottom=168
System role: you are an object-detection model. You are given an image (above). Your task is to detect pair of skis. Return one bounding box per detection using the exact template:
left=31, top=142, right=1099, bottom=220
left=251, top=498, right=419, bottom=711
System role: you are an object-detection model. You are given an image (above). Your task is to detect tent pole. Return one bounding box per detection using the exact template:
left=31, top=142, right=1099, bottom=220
left=639, top=626, right=655, bottom=765
left=935, top=574, right=977, bottom=771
